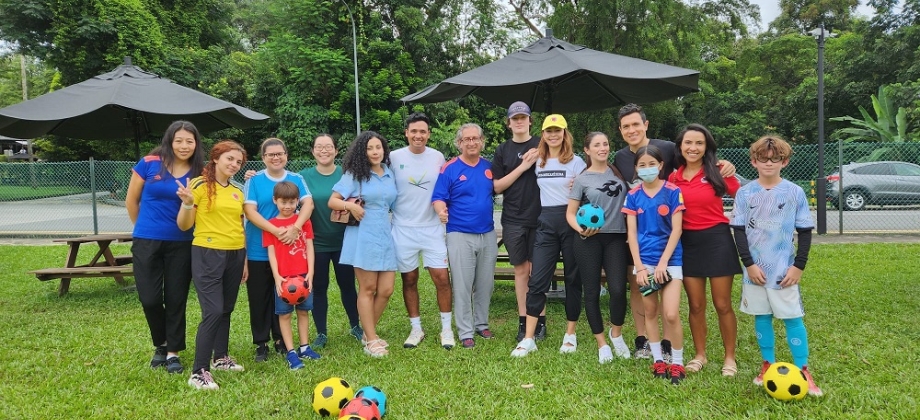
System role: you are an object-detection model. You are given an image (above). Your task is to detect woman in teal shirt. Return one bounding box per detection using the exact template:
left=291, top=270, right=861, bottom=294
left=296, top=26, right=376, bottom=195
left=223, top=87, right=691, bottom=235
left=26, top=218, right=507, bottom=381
left=300, top=134, right=362, bottom=349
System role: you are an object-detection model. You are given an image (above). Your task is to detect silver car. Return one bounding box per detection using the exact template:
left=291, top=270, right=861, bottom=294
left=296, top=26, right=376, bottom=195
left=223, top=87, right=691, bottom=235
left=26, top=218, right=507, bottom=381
left=826, top=161, right=920, bottom=211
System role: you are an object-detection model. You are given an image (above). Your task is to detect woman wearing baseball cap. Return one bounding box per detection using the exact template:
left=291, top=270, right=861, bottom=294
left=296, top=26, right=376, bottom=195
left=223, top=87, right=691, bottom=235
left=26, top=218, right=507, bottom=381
left=512, top=114, right=587, bottom=357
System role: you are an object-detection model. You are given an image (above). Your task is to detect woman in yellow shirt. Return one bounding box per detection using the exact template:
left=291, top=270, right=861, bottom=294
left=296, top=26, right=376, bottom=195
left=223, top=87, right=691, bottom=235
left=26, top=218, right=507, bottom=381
left=177, top=140, right=248, bottom=390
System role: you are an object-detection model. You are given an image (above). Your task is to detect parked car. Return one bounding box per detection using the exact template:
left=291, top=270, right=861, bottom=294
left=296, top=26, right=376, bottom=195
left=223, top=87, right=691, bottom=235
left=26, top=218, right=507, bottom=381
left=826, top=161, right=920, bottom=211
left=722, top=174, right=750, bottom=208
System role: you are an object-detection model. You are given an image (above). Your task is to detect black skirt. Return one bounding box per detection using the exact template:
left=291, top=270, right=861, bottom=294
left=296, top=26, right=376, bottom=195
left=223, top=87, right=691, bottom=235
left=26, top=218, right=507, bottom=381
left=681, top=223, right=742, bottom=278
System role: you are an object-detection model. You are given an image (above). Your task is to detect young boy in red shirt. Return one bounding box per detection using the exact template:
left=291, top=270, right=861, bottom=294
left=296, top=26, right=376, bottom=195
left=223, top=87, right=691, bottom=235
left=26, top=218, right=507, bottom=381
left=263, top=181, right=320, bottom=370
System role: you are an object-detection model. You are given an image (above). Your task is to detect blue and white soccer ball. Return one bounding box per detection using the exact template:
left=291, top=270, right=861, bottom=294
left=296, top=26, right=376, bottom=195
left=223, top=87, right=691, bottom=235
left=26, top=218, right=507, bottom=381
left=576, top=204, right=605, bottom=230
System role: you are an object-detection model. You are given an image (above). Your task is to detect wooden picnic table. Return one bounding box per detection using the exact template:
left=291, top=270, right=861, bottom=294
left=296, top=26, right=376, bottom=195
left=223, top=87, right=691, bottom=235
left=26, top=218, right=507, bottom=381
left=30, top=233, right=134, bottom=296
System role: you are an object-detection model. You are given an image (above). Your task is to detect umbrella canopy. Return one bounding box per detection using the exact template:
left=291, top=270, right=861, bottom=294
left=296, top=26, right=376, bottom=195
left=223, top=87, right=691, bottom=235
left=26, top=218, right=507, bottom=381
left=0, top=58, right=269, bottom=158
left=401, top=35, right=700, bottom=113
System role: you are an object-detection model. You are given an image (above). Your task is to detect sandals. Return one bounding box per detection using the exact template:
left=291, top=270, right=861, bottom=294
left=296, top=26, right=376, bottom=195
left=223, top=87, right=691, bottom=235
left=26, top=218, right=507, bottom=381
left=722, top=362, right=738, bottom=377
left=686, top=358, right=708, bottom=372
left=363, top=339, right=389, bottom=358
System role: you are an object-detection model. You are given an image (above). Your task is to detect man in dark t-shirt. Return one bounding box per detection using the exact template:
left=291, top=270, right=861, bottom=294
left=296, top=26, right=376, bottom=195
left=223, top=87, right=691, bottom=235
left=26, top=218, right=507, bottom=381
left=491, top=101, right=547, bottom=341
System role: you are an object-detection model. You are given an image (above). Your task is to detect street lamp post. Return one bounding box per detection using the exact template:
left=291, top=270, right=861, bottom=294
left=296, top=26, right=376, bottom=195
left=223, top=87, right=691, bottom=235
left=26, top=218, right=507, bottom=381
left=810, top=24, right=833, bottom=235
left=338, top=0, right=361, bottom=136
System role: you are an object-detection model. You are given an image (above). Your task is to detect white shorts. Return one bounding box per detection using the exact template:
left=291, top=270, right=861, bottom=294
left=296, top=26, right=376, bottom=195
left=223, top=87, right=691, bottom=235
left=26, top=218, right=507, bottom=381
left=635, top=265, right=684, bottom=281
left=739, top=283, right=804, bottom=319
left=392, top=224, right=449, bottom=272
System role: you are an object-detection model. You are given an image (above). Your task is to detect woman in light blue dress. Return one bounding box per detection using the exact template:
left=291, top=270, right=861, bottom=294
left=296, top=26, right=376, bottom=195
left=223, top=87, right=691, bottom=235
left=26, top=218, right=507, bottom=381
left=329, top=131, right=398, bottom=357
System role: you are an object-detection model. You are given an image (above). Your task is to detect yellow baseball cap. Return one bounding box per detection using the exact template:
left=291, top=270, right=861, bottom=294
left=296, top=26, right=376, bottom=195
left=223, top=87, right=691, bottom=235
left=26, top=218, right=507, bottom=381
left=541, top=114, right=567, bottom=130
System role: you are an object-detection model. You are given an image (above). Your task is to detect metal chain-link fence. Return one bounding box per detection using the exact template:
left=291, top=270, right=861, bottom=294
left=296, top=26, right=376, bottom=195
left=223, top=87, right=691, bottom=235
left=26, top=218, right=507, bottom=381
left=2, top=141, right=919, bottom=235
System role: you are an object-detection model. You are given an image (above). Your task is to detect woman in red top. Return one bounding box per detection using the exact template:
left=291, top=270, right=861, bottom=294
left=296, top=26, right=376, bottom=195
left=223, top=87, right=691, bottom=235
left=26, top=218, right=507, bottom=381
left=668, top=124, right=742, bottom=377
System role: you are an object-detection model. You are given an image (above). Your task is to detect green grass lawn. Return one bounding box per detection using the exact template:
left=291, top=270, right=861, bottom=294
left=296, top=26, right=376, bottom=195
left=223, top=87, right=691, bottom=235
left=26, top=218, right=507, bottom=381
left=0, top=185, right=85, bottom=200
left=1, top=243, right=918, bottom=419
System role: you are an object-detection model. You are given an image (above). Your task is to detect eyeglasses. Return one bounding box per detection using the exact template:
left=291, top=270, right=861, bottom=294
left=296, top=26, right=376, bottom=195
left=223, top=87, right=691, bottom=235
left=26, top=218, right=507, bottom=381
left=263, top=152, right=287, bottom=159
left=313, top=145, right=335, bottom=151
left=755, top=156, right=785, bottom=163
left=460, top=136, right=482, bottom=144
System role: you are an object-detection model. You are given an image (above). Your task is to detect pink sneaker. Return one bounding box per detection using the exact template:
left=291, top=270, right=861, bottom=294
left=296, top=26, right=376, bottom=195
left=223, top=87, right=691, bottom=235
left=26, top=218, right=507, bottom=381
left=801, top=366, right=824, bottom=397
left=753, top=360, right=771, bottom=386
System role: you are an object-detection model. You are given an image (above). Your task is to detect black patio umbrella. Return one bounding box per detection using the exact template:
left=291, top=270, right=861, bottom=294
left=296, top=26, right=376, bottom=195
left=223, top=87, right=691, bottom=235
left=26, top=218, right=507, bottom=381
left=400, top=34, right=700, bottom=113
left=0, top=58, right=269, bottom=158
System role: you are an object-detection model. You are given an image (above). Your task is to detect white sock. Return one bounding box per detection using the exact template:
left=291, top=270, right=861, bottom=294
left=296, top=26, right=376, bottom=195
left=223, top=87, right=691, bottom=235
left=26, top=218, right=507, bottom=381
left=410, top=317, right=422, bottom=329
left=299, top=344, right=309, bottom=353
left=650, top=341, right=663, bottom=361
left=440, top=312, right=452, bottom=331
left=672, top=348, right=684, bottom=366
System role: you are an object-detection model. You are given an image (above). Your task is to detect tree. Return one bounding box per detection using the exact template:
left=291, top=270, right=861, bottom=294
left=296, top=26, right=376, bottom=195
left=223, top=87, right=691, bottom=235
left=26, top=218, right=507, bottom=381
left=831, top=85, right=910, bottom=142
left=770, top=0, right=859, bottom=34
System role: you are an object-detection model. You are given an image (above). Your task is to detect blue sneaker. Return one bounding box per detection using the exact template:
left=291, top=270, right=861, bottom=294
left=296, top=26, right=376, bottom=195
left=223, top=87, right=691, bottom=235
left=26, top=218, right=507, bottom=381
left=299, top=345, right=321, bottom=360
left=313, top=333, right=328, bottom=349
left=286, top=351, right=304, bottom=370
left=350, top=325, right=364, bottom=342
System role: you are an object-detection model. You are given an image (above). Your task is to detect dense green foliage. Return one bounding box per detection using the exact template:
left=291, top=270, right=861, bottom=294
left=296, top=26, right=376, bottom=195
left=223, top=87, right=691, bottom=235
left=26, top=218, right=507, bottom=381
left=2, top=0, right=920, bottom=160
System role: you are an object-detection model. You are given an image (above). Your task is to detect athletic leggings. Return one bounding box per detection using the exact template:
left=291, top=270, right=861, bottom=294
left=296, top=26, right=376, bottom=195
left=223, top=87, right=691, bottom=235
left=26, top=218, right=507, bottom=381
left=574, top=232, right=628, bottom=335
left=245, top=260, right=282, bottom=345
left=525, top=206, right=581, bottom=321
left=312, top=250, right=360, bottom=334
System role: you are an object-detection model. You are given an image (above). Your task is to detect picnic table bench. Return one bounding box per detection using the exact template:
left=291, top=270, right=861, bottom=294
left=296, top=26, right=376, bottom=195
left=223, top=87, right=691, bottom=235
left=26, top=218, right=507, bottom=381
left=30, top=233, right=134, bottom=296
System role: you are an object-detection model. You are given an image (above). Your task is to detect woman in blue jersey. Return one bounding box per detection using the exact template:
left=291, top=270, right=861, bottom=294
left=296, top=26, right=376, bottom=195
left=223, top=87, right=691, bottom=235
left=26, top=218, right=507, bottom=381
left=242, top=138, right=315, bottom=362
left=126, top=120, right=205, bottom=374
left=511, top=114, right=586, bottom=358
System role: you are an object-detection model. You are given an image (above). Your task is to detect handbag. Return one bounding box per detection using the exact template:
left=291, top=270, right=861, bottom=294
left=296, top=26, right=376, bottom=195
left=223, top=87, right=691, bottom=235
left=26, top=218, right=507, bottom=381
left=330, top=184, right=363, bottom=226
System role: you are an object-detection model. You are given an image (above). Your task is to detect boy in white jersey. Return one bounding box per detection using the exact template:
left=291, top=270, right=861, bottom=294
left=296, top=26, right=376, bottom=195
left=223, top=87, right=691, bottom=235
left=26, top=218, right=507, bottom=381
left=730, top=135, right=823, bottom=397
left=390, top=112, right=455, bottom=350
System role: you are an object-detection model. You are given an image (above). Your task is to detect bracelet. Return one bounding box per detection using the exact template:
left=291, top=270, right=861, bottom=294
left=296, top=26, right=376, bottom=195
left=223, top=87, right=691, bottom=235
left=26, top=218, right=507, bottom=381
left=181, top=203, right=194, bottom=210
left=343, top=202, right=348, bottom=211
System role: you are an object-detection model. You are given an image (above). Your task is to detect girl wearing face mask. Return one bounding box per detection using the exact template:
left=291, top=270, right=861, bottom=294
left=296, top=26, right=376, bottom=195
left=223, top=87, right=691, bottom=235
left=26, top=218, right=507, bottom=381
left=622, top=145, right=687, bottom=386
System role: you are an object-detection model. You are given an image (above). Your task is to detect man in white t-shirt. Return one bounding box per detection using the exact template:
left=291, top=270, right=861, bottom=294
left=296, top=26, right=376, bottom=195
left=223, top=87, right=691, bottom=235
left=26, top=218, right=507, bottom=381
left=390, top=112, right=455, bottom=350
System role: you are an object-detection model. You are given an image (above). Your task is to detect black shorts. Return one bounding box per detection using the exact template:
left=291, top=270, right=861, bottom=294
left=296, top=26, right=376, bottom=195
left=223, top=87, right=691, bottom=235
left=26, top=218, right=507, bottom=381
left=501, top=223, right=536, bottom=266
left=681, top=224, right=742, bottom=278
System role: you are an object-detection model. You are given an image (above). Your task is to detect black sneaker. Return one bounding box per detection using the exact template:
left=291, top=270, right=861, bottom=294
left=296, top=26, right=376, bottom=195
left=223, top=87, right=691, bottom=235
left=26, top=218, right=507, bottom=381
left=662, top=339, right=673, bottom=364
left=166, top=356, right=184, bottom=374
left=653, top=360, right=669, bottom=379
left=150, top=345, right=167, bottom=368
left=273, top=341, right=286, bottom=355
left=255, top=343, right=269, bottom=362
left=515, top=323, right=525, bottom=342
left=534, top=323, right=547, bottom=341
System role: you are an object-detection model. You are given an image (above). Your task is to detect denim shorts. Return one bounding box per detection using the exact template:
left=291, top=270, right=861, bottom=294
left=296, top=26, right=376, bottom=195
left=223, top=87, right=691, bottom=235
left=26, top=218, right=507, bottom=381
left=274, top=284, right=314, bottom=315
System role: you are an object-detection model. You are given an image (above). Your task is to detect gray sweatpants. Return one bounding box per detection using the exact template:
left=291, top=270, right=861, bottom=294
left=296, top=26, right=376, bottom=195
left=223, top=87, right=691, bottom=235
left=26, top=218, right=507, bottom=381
left=446, top=231, right=498, bottom=340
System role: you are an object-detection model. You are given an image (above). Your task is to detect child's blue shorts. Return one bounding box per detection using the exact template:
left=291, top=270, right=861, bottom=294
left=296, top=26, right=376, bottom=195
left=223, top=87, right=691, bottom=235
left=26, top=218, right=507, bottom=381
left=274, top=285, right=314, bottom=315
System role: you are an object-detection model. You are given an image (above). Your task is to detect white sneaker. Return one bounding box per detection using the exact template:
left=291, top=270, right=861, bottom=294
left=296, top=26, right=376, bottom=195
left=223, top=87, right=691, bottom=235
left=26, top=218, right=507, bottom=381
left=403, top=328, right=425, bottom=348
left=188, top=370, right=219, bottom=390
left=598, top=345, right=613, bottom=364
left=559, top=334, right=577, bottom=354
left=440, top=330, right=455, bottom=350
left=613, top=341, right=632, bottom=359
left=510, top=338, right=537, bottom=357
left=608, top=328, right=632, bottom=359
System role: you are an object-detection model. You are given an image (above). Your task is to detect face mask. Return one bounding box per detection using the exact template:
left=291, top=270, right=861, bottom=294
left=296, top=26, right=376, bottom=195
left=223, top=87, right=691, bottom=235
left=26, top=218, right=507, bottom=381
left=637, top=167, right=660, bottom=182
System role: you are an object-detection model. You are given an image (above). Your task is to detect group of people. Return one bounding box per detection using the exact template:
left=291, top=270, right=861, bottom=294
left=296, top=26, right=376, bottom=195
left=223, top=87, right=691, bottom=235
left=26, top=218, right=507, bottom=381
left=125, top=101, right=823, bottom=396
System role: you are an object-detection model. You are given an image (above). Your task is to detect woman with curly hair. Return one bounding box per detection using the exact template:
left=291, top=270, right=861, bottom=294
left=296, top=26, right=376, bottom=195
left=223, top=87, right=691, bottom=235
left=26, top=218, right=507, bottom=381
left=126, top=121, right=205, bottom=374
left=329, top=131, right=398, bottom=357
left=176, top=140, right=248, bottom=390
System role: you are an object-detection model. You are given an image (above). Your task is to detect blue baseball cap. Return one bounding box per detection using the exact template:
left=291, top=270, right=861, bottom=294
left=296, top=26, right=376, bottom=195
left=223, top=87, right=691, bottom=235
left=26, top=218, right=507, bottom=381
left=507, top=101, right=531, bottom=118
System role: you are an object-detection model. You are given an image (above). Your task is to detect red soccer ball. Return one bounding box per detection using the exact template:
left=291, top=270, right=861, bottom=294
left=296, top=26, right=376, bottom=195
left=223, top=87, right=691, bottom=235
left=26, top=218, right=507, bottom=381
left=279, top=275, right=309, bottom=305
left=338, top=397, right=381, bottom=420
